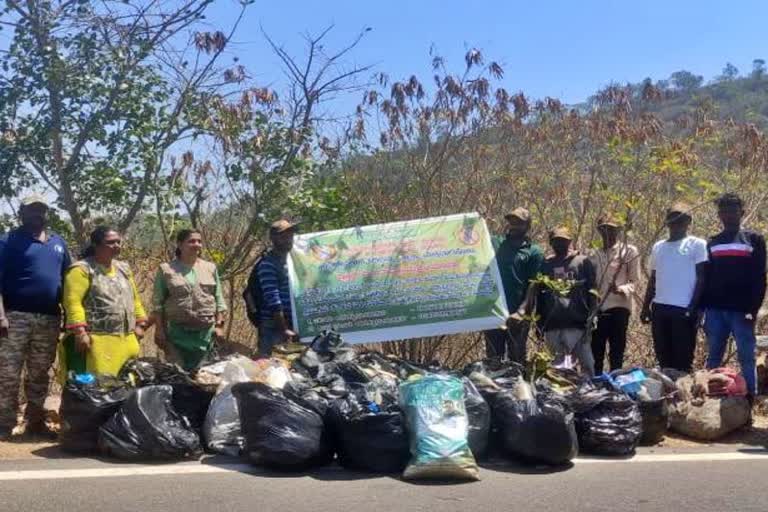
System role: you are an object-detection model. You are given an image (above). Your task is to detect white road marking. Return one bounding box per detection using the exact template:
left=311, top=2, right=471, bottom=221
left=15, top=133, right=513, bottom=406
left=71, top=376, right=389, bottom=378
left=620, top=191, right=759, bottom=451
left=0, top=451, right=767, bottom=481
left=0, top=463, right=255, bottom=481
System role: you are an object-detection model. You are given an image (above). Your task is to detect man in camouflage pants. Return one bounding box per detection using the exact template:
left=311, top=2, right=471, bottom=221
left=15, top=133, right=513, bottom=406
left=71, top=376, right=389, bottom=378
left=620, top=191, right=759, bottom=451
left=0, top=195, right=71, bottom=440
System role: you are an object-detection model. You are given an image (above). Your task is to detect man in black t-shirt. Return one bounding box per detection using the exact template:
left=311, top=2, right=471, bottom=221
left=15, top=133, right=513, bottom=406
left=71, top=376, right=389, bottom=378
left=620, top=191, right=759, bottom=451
left=533, top=227, right=597, bottom=376
left=702, top=193, right=767, bottom=399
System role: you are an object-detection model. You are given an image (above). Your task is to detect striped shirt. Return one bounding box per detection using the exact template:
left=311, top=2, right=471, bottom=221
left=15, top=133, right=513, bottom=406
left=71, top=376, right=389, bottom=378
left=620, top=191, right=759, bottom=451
left=256, top=250, right=292, bottom=325
left=702, top=229, right=767, bottom=316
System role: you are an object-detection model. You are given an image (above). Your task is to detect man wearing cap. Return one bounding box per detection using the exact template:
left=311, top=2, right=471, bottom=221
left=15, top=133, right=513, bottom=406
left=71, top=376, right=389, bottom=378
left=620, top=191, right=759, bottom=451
left=701, top=193, right=766, bottom=400
left=641, top=203, right=708, bottom=372
left=486, top=208, right=544, bottom=363
left=0, top=195, right=71, bottom=440
left=589, top=215, right=640, bottom=374
left=244, top=219, right=298, bottom=357
left=531, top=227, right=597, bottom=376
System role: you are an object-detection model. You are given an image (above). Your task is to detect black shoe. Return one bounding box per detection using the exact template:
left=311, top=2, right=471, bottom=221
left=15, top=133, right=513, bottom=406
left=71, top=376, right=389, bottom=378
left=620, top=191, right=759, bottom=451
left=24, top=422, right=58, bottom=441
left=0, top=426, right=13, bottom=442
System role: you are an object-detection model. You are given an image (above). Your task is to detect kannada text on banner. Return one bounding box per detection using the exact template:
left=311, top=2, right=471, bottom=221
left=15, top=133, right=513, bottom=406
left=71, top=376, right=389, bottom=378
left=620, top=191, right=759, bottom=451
left=288, top=213, right=509, bottom=344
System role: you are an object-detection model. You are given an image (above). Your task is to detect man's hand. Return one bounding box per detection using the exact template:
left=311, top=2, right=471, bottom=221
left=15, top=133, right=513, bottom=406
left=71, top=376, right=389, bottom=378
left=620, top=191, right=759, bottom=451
left=640, top=306, right=652, bottom=324
left=0, top=319, right=8, bottom=339
left=74, top=331, right=91, bottom=354
left=745, top=313, right=755, bottom=323
left=507, top=311, right=526, bottom=325
left=134, top=324, right=146, bottom=339
left=281, top=329, right=297, bottom=343
left=214, top=325, right=226, bottom=339
left=154, top=325, right=168, bottom=348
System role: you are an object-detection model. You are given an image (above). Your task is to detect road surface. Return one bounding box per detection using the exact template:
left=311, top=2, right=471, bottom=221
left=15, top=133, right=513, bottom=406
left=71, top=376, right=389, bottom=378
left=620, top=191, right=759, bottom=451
left=1, top=447, right=767, bottom=512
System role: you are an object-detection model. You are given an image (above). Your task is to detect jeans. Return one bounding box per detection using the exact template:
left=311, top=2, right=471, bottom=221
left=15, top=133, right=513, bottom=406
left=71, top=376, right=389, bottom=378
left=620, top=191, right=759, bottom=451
left=544, top=328, right=595, bottom=377
left=257, top=324, right=284, bottom=357
left=704, top=308, right=757, bottom=395
left=651, top=304, right=698, bottom=372
left=484, top=321, right=529, bottom=364
left=592, top=308, right=630, bottom=375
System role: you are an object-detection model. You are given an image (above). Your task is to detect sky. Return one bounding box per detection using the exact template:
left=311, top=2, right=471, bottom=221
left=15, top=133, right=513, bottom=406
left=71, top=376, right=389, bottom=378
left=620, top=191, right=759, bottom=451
left=204, top=0, right=768, bottom=113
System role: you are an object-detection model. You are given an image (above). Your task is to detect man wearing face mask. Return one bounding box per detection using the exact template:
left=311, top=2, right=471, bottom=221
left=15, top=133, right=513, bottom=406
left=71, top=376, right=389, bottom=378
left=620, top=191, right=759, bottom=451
left=0, top=195, right=71, bottom=440
left=531, top=227, right=597, bottom=376
left=485, top=208, right=543, bottom=363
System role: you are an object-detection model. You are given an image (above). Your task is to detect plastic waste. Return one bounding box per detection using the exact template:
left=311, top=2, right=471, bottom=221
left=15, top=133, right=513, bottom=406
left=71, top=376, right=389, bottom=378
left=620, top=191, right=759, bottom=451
left=569, top=384, right=642, bottom=456
left=328, top=386, right=409, bottom=473
left=485, top=381, right=578, bottom=465
left=233, top=382, right=332, bottom=470
left=170, top=384, right=214, bottom=434
left=59, top=373, right=130, bottom=453
left=399, top=375, right=479, bottom=481
left=463, top=379, right=491, bottom=459
left=203, top=358, right=263, bottom=456
left=118, top=358, right=194, bottom=387
left=98, top=385, right=202, bottom=460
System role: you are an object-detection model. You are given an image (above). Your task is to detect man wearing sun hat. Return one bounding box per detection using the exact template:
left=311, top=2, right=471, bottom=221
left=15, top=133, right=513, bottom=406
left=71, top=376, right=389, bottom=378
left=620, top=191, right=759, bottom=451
left=243, top=218, right=300, bottom=357
left=0, top=194, right=71, bottom=440
left=485, top=207, right=544, bottom=363
left=533, top=226, right=597, bottom=376
left=589, top=214, right=640, bottom=374
left=641, top=202, right=708, bottom=372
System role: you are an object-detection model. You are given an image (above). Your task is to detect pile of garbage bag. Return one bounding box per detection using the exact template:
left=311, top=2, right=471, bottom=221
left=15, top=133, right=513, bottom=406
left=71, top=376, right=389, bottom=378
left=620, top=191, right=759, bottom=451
left=466, top=360, right=578, bottom=466
left=55, top=330, right=758, bottom=477
left=59, top=373, right=130, bottom=453
left=98, top=385, right=202, bottom=460
left=568, top=382, right=643, bottom=456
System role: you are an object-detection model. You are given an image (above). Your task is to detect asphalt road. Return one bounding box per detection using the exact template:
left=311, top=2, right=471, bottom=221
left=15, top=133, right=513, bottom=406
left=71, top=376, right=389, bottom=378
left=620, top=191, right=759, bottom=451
left=1, top=448, right=767, bottom=512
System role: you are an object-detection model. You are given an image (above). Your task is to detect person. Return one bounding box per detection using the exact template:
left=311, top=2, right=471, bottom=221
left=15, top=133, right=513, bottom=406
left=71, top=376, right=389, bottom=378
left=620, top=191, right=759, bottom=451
left=0, top=195, right=71, bottom=440
left=641, top=203, right=708, bottom=372
left=527, top=227, right=597, bottom=376
left=62, top=226, right=148, bottom=377
left=589, top=215, right=640, bottom=375
left=244, top=219, right=298, bottom=357
left=701, top=193, right=766, bottom=399
left=485, top=208, right=544, bottom=363
left=152, top=229, right=227, bottom=371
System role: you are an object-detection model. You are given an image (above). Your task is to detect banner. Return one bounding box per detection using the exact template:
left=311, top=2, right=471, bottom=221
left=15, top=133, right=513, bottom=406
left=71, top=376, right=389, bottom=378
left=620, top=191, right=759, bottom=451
left=288, top=212, right=509, bottom=344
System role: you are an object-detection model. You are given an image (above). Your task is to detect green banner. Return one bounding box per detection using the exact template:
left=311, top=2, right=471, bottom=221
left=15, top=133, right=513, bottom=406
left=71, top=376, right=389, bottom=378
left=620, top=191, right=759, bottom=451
left=288, top=213, right=508, bottom=344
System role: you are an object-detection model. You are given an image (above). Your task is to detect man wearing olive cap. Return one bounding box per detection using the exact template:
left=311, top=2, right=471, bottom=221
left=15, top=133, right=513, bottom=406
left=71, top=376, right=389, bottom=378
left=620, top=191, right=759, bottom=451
left=641, top=203, right=708, bottom=372
left=486, top=208, right=544, bottom=363
left=589, top=215, right=640, bottom=374
left=243, top=219, right=299, bottom=356
left=0, top=195, right=71, bottom=440
left=528, top=227, right=597, bottom=376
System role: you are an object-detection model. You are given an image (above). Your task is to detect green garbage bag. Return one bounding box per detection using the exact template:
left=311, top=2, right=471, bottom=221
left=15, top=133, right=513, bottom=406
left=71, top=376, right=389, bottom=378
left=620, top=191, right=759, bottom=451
left=399, top=374, right=479, bottom=481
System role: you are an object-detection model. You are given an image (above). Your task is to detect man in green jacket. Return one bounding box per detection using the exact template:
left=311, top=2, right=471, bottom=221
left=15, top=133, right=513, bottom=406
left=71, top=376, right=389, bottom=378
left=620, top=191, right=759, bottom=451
left=485, top=208, right=544, bottom=363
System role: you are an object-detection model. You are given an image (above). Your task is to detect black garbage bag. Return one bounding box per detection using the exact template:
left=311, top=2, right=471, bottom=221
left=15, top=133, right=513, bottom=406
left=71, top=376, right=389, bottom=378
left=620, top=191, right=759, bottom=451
left=118, top=358, right=194, bottom=387
left=639, top=398, right=669, bottom=446
left=59, top=374, right=130, bottom=453
left=463, top=379, right=491, bottom=459
left=328, top=394, right=409, bottom=473
left=170, top=384, right=215, bottom=435
left=233, top=382, right=332, bottom=470
left=487, top=389, right=578, bottom=465
left=98, top=385, right=202, bottom=460
left=298, top=330, right=356, bottom=378
left=569, top=384, right=642, bottom=456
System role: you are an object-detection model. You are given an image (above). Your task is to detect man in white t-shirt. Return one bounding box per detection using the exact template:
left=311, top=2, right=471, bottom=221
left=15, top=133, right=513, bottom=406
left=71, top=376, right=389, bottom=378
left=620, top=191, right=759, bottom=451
left=641, top=203, right=708, bottom=372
